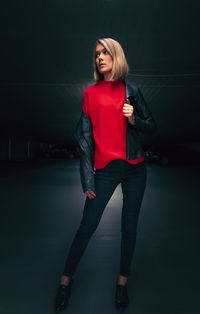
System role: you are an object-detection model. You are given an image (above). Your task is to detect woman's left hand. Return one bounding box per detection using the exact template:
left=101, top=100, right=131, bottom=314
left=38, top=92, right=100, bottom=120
left=123, top=98, right=135, bottom=125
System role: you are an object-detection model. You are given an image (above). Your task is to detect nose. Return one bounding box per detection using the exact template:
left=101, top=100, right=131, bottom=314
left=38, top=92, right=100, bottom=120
left=98, top=52, right=104, bottom=61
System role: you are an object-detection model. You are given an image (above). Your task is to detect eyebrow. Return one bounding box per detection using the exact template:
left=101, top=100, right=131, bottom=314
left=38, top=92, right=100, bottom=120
left=95, top=48, right=106, bottom=53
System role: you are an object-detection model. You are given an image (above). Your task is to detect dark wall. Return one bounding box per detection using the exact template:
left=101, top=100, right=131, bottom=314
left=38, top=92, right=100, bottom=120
left=0, top=0, right=200, bottom=159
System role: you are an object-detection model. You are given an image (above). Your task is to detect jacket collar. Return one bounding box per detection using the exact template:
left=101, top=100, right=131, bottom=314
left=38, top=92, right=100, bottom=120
left=124, top=80, right=136, bottom=99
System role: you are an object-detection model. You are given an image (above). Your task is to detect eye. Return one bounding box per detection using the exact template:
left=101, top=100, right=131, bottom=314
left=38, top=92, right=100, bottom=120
left=95, top=52, right=100, bottom=58
left=103, top=49, right=108, bottom=54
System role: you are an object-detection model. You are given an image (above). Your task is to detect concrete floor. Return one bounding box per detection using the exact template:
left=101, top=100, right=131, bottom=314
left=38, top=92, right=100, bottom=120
left=0, top=159, right=200, bottom=314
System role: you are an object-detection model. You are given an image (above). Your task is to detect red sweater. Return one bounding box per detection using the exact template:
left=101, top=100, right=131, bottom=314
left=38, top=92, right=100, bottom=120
left=82, top=80, right=144, bottom=169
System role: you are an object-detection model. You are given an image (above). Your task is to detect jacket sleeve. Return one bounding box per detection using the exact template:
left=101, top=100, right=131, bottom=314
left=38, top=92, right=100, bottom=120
left=74, top=111, right=95, bottom=193
left=130, top=87, right=157, bottom=135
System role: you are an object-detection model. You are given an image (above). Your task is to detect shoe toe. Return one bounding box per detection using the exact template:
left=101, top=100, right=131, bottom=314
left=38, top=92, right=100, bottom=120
left=115, top=284, right=129, bottom=312
left=54, top=283, right=72, bottom=313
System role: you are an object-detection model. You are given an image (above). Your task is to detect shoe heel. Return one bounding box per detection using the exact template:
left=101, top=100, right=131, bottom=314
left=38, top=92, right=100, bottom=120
left=54, top=279, right=73, bottom=313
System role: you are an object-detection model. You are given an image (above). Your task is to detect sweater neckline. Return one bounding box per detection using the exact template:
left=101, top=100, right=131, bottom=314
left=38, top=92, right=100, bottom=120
left=96, top=80, right=124, bottom=86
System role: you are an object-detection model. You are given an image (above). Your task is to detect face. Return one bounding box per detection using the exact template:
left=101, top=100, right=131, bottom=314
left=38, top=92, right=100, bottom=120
left=95, top=43, right=113, bottom=77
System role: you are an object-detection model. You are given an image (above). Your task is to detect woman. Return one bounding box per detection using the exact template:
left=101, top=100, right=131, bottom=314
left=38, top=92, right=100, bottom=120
left=55, top=38, right=157, bottom=313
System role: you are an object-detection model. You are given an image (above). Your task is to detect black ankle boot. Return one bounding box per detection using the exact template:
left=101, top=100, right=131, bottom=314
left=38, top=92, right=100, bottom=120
left=115, top=279, right=129, bottom=312
left=54, top=279, right=73, bottom=313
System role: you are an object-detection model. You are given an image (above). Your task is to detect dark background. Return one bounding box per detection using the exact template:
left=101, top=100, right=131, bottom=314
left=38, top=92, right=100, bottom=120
left=0, top=0, right=200, bottom=162
left=1, top=2, right=200, bottom=314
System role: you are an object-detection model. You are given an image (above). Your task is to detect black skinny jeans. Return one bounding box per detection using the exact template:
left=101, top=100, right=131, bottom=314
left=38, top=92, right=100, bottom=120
left=63, top=159, right=147, bottom=277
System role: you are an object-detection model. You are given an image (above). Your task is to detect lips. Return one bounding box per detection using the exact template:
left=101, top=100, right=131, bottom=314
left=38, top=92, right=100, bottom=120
left=99, top=64, right=106, bottom=67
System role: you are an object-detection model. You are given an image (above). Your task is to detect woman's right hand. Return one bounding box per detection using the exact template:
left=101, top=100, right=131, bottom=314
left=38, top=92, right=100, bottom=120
left=85, top=190, right=96, bottom=199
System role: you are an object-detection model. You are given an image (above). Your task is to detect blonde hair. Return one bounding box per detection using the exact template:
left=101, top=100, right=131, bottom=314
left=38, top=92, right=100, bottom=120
left=93, top=38, right=129, bottom=82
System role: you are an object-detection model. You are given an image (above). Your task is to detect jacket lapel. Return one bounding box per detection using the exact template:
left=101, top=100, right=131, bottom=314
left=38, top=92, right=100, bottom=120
left=125, top=81, right=136, bottom=100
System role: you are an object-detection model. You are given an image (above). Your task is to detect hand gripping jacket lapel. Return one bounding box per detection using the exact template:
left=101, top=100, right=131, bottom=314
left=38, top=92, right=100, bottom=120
left=74, top=81, right=157, bottom=193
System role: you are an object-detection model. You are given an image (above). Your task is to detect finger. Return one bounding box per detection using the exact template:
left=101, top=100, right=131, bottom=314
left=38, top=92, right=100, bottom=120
left=89, top=194, right=96, bottom=199
left=123, top=108, right=134, bottom=115
left=123, top=106, right=134, bottom=114
left=126, top=98, right=131, bottom=104
left=89, top=191, right=96, bottom=197
left=123, top=107, right=134, bottom=116
left=86, top=192, right=93, bottom=199
left=123, top=103, right=134, bottom=110
left=86, top=190, right=95, bottom=194
left=123, top=106, right=133, bottom=112
left=86, top=191, right=96, bottom=198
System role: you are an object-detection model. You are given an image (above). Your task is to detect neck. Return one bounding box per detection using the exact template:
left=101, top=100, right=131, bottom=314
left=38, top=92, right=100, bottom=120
left=103, top=72, right=113, bottom=81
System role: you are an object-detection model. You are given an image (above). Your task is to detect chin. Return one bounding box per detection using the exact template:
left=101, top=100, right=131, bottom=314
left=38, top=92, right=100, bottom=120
left=100, top=70, right=109, bottom=75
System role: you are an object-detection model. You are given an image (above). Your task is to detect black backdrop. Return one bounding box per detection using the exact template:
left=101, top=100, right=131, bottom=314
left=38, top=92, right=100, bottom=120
left=0, top=0, right=200, bottom=148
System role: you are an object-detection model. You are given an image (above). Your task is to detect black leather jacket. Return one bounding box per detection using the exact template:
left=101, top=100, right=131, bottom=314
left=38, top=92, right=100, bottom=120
left=74, top=81, right=157, bottom=193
